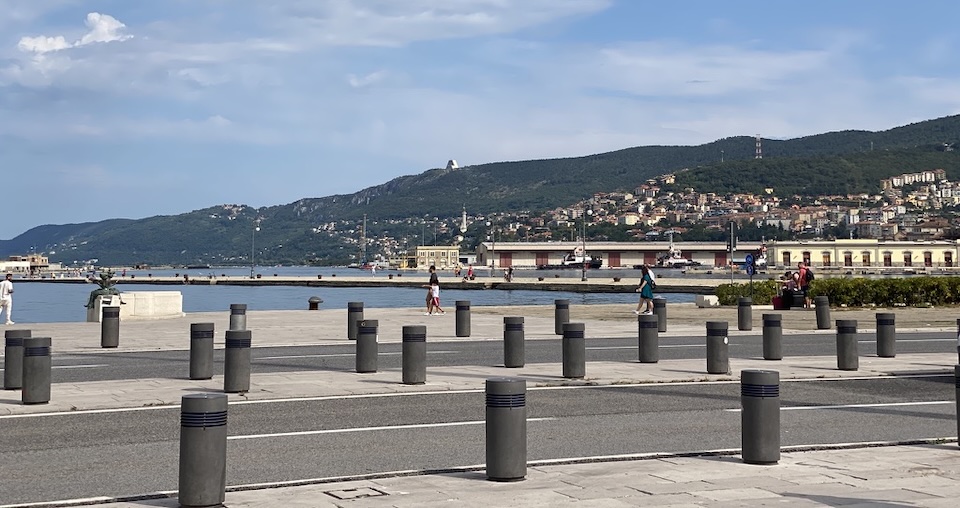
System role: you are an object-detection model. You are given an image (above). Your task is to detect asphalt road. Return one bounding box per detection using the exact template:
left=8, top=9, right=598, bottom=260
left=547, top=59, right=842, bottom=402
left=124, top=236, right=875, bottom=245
left=0, top=376, right=956, bottom=505
left=19, top=331, right=959, bottom=384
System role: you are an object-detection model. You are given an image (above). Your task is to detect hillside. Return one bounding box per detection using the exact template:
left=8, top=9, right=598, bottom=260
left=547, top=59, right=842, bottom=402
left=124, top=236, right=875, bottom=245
left=2, top=114, right=959, bottom=266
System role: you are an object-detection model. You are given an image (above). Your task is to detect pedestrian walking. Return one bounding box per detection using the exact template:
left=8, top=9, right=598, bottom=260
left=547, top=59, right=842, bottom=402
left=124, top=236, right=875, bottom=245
left=1, top=273, right=14, bottom=325
left=423, top=265, right=439, bottom=315
left=634, top=265, right=654, bottom=315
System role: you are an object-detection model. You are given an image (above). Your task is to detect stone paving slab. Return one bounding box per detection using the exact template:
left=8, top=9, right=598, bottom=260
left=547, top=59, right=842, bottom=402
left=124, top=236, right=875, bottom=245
left=85, top=444, right=960, bottom=508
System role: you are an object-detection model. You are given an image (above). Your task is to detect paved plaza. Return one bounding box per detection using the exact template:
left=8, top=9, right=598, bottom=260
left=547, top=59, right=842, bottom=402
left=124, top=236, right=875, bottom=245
left=2, top=302, right=959, bottom=507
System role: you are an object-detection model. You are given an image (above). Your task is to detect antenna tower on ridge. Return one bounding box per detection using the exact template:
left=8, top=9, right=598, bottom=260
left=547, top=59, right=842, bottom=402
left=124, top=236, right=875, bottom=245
left=755, top=134, right=763, bottom=159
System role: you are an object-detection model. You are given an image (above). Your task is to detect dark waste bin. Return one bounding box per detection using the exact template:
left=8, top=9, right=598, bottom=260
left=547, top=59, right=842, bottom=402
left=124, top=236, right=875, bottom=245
left=456, top=300, right=471, bottom=337
left=101, top=306, right=120, bottom=348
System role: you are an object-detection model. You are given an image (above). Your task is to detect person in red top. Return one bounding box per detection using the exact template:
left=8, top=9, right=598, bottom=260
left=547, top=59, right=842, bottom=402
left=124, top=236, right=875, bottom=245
left=796, top=262, right=811, bottom=309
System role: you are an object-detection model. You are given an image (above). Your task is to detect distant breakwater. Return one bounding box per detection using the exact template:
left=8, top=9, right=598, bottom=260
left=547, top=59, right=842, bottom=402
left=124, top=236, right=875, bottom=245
left=18, top=274, right=720, bottom=295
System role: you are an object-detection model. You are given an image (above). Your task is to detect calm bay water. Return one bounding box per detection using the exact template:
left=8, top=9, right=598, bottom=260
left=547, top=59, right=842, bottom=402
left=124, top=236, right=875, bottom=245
left=10, top=266, right=696, bottom=324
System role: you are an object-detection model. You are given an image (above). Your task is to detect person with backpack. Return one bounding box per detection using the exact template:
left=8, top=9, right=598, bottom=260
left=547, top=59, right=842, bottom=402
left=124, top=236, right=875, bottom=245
left=797, top=262, right=814, bottom=309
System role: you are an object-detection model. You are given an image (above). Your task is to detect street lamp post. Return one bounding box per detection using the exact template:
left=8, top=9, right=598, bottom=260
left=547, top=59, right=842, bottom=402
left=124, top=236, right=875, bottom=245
left=250, top=219, right=261, bottom=279
left=581, top=209, right=592, bottom=282
left=486, top=221, right=497, bottom=274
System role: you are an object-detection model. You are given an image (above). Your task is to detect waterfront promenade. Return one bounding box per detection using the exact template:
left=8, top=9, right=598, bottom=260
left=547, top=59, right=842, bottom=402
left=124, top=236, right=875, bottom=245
left=1, top=302, right=958, bottom=506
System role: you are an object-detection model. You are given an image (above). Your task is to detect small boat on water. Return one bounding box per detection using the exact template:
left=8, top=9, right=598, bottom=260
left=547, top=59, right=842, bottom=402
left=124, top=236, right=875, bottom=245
left=538, top=248, right=603, bottom=269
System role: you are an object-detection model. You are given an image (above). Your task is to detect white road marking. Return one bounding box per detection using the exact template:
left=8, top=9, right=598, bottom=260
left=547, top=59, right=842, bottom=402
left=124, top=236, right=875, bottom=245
left=228, top=417, right=556, bottom=441
left=724, top=400, right=952, bottom=412
left=587, top=345, right=707, bottom=350
left=0, top=364, right=106, bottom=372
left=256, top=351, right=458, bottom=360
left=1, top=373, right=950, bottom=419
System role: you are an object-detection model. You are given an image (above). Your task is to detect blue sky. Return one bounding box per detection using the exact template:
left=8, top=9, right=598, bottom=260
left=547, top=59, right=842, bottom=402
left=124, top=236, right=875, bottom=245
left=2, top=0, right=959, bottom=239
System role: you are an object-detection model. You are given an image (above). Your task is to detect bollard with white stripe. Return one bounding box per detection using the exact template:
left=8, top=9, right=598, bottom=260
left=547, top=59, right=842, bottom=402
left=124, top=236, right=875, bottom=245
left=356, top=319, right=378, bottom=373
left=706, top=321, right=730, bottom=375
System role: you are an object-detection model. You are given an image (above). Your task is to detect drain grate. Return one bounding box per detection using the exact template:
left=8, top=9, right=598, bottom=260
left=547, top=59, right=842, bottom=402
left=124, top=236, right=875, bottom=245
left=324, top=487, right=389, bottom=500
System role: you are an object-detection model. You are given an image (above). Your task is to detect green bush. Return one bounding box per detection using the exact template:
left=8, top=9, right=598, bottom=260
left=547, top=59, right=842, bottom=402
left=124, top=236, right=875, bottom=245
left=716, top=276, right=960, bottom=307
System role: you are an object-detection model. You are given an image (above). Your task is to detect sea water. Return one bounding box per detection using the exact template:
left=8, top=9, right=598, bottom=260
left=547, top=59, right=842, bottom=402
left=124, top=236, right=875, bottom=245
left=9, top=266, right=696, bottom=323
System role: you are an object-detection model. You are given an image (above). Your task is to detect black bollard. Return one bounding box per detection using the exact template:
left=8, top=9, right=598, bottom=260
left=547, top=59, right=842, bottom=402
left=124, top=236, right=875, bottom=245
left=486, top=377, right=526, bottom=482
left=178, top=393, right=227, bottom=507
left=356, top=319, right=378, bottom=373
left=815, top=296, right=831, bottom=330
left=101, top=306, right=120, bottom=348
left=706, top=321, right=730, bottom=375
left=456, top=300, right=471, bottom=337
left=224, top=330, right=251, bottom=393
left=22, top=337, right=51, bottom=405
left=503, top=317, right=525, bottom=368
left=308, top=296, right=322, bottom=310
left=554, top=299, right=570, bottom=335
left=402, top=325, right=426, bottom=385
left=955, top=365, right=959, bottom=449
left=836, top=319, right=859, bottom=371
left=737, top=297, right=753, bottom=331
left=562, top=323, right=585, bottom=379
left=762, top=313, right=782, bottom=361
left=229, top=303, right=247, bottom=331
left=4, top=329, right=30, bottom=390
left=741, top=369, right=780, bottom=465
left=652, top=297, right=667, bottom=332
left=638, top=314, right=659, bottom=363
left=347, top=301, right=364, bottom=341
left=876, top=313, right=896, bottom=358
left=189, top=323, right=215, bottom=380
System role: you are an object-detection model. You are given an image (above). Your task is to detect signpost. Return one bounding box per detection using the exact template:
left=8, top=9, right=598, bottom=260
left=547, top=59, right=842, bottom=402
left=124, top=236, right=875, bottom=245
left=744, top=253, right=756, bottom=298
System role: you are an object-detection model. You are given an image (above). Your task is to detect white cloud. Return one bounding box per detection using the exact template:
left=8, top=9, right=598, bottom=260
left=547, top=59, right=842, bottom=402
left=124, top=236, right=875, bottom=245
left=78, top=12, right=133, bottom=46
left=17, top=35, right=69, bottom=54
left=16, top=12, right=132, bottom=55
left=348, top=70, right=387, bottom=88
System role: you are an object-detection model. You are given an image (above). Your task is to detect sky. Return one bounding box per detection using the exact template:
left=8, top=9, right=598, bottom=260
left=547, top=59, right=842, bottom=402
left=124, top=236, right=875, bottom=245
left=2, top=0, right=960, bottom=239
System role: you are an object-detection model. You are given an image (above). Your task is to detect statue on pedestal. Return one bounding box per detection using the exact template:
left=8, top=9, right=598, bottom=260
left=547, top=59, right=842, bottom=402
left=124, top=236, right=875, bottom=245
left=85, top=270, right=122, bottom=308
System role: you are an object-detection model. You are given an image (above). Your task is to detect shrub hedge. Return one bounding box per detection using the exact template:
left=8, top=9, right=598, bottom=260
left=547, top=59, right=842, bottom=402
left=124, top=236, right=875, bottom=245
left=715, top=276, right=960, bottom=307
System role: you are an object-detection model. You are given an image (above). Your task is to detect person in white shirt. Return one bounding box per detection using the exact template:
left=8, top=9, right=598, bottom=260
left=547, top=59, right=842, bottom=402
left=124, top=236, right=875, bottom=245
left=0, top=273, right=14, bottom=325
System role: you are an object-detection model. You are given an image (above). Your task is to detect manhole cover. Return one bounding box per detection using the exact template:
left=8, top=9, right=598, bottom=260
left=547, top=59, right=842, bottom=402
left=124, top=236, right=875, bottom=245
left=324, top=487, right=389, bottom=500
